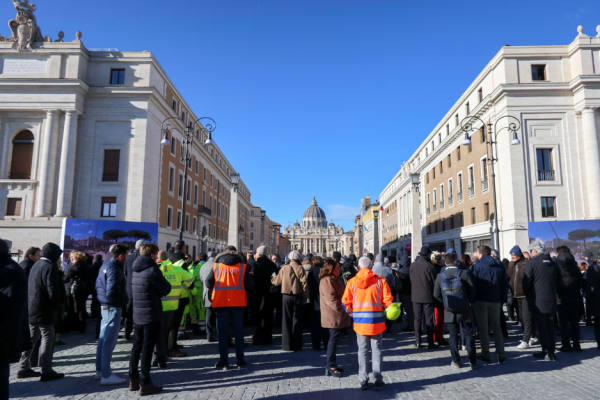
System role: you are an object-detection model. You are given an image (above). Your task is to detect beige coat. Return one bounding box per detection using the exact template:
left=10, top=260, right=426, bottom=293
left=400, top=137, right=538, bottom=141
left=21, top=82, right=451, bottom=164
left=272, top=260, right=307, bottom=296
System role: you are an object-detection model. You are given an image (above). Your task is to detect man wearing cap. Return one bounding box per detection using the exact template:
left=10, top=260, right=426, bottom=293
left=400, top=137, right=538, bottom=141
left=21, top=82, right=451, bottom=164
left=252, top=246, right=278, bottom=345
left=410, top=245, right=439, bottom=349
left=508, top=245, right=535, bottom=349
left=342, top=256, right=393, bottom=391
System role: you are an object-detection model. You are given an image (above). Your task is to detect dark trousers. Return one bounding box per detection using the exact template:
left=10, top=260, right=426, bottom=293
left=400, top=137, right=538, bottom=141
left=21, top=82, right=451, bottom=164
left=558, top=303, right=580, bottom=348
left=413, top=302, right=435, bottom=346
left=254, top=297, right=274, bottom=343
left=125, top=303, right=134, bottom=339
left=216, top=307, right=244, bottom=364
left=0, top=361, right=9, bottom=400
left=517, top=298, right=534, bottom=342
left=155, top=310, right=175, bottom=363
left=593, top=307, right=600, bottom=347
left=91, top=292, right=100, bottom=318
left=310, top=305, right=329, bottom=350
left=535, top=312, right=556, bottom=354
left=129, top=322, right=160, bottom=385
left=506, top=301, right=516, bottom=321
left=499, top=306, right=508, bottom=337
left=282, top=294, right=304, bottom=351
left=66, top=295, right=87, bottom=333
left=448, top=321, right=476, bottom=364
left=326, top=328, right=341, bottom=368
left=169, top=298, right=186, bottom=350
left=206, top=307, right=218, bottom=340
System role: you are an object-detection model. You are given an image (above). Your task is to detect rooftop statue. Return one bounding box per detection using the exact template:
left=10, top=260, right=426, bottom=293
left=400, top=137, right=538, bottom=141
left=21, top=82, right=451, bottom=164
left=8, top=0, right=44, bottom=51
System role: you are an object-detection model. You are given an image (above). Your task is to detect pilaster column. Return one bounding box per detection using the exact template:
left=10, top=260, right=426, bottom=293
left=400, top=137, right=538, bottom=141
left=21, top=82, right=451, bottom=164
left=35, top=110, right=60, bottom=217
left=582, top=107, right=600, bottom=218
left=55, top=110, right=80, bottom=217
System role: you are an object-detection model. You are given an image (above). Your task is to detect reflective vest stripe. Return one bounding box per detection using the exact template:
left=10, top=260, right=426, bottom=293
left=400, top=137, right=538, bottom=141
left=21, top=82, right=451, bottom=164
left=215, top=263, right=245, bottom=290
left=352, top=279, right=383, bottom=309
left=163, top=295, right=181, bottom=302
left=211, top=262, right=247, bottom=307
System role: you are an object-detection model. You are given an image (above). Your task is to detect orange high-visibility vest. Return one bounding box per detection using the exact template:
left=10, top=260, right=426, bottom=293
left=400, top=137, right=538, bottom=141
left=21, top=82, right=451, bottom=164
left=211, top=263, right=247, bottom=307
left=350, top=278, right=386, bottom=336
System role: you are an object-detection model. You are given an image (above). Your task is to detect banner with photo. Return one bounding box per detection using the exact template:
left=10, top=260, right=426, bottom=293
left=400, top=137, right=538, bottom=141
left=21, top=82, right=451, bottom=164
left=60, top=218, right=158, bottom=269
left=528, top=219, right=600, bottom=263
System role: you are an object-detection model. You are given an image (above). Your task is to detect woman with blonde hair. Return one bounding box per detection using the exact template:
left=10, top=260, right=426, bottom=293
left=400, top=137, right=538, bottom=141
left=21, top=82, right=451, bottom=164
left=64, top=251, right=93, bottom=333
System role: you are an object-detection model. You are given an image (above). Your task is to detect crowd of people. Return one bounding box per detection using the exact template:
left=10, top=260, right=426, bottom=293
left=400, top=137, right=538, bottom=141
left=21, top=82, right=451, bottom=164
left=1, top=236, right=600, bottom=398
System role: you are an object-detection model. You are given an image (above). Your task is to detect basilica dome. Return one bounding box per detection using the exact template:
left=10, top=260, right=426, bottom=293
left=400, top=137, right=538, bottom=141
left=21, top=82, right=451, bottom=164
left=302, top=197, right=327, bottom=228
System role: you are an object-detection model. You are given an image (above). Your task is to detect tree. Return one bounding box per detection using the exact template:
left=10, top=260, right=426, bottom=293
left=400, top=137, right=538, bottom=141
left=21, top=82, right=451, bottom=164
left=127, top=230, right=152, bottom=242
left=567, top=229, right=598, bottom=251
left=102, top=229, right=128, bottom=243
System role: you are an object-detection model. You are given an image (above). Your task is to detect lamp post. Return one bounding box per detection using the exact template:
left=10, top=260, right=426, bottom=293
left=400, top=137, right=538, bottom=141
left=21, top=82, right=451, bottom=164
left=460, top=115, right=521, bottom=252
left=373, top=209, right=380, bottom=257
left=409, top=173, right=421, bottom=262
left=161, top=116, right=216, bottom=241
left=260, top=210, right=266, bottom=248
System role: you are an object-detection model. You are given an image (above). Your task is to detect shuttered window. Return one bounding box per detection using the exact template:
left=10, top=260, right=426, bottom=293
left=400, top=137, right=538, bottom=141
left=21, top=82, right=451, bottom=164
left=102, top=150, right=120, bottom=182
left=6, top=198, right=22, bottom=216
left=10, top=131, right=34, bottom=179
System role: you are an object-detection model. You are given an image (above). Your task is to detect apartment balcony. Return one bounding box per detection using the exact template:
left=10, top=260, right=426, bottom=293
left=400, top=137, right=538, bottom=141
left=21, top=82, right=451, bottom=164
left=538, top=170, right=555, bottom=181
left=468, top=185, right=474, bottom=197
left=481, top=178, right=489, bottom=192
left=448, top=195, right=453, bottom=207
left=199, top=206, right=212, bottom=217
left=458, top=191, right=463, bottom=202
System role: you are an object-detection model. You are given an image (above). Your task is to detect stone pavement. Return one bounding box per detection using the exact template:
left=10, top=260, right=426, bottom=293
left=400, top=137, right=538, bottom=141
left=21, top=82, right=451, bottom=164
left=8, top=319, right=600, bottom=400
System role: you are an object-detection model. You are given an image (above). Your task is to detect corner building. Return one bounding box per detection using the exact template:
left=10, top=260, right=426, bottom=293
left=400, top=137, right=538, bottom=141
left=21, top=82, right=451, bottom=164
left=379, top=27, right=600, bottom=257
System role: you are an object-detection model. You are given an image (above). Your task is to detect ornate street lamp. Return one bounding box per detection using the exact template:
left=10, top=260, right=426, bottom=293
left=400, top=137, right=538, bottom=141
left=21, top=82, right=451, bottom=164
left=460, top=115, right=521, bottom=252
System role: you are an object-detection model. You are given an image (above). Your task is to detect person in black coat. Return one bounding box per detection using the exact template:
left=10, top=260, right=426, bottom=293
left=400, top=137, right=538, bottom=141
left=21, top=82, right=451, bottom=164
left=19, top=246, right=40, bottom=279
left=397, top=256, right=413, bottom=331
left=434, top=252, right=478, bottom=369
left=252, top=246, right=278, bottom=345
left=522, top=241, right=563, bottom=361
left=124, top=240, right=144, bottom=340
left=587, top=254, right=600, bottom=348
left=0, top=239, right=31, bottom=399
left=410, top=246, right=439, bottom=349
left=64, top=252, right=93, bottom=334
left=17, top=243, right=65, bottom=382
left=128, top=244, right=171, bottom=395
left=307, top=256, right=329, bottom=350
left=555, top=247, right=583, bottom=352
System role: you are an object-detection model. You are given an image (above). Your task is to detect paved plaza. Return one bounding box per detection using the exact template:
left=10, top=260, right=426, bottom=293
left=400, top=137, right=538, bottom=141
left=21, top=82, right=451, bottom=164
left=8, top=320, right=600, bottom=400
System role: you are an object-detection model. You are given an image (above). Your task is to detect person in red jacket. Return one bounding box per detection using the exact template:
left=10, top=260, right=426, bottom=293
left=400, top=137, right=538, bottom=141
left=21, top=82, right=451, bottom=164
left=342, top=256, right=393, bottom=391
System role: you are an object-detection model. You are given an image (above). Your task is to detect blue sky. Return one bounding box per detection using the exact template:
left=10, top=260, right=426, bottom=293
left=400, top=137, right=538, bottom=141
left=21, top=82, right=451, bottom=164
left=529, top=220, right=600, bottom=243
left=29, top=1, right=600, bottom=231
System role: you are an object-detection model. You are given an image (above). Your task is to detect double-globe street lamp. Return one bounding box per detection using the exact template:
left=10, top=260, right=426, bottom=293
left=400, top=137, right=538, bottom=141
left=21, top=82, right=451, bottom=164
left=161, top=116, right=217, bottom=241
left=460, top=115, right=521, bottom=252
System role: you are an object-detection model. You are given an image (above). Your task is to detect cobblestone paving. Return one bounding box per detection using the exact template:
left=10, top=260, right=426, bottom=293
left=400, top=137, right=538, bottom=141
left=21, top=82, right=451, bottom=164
left=9, top=320, right=600, bottom=399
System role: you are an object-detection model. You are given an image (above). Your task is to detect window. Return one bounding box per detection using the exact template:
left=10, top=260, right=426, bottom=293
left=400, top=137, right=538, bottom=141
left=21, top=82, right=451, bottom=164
left=194, top=184, right=198, bottom=205
left=426, top=172, right=429, bottom=184
left=193, top=217, right=197, bottom=234
left=167, top=206, right=173, bottom=228
left=447, top=154, right=451, bottom=168
left=185, top=214, right=189, bottom=232
left=195, top=160, right=199, bottom=175
left=177, top=210, right=182, bottom=229
left=448, top=178, right=453, bottom=206
left=178, top=173, right=183, bottom=198
left=479, top=129, right=485, bottom=143
left=209, top=195, right=213, bottom=211
left=468, top=166, right=475, bottom=197
left=433, top=189, right=437, bottom=213
left=251, top=210, right=255, bottom=216
left=484, top=202, right=490, bottom=221
left=186, top=178, right=191, bottom=202
left=102, top=149, right=120, bottom=182
left=541, top=197, right=557, bottom=217
left=168, top=167, right=175, bottom=193
left=203, top=168, right=206, bottom=181
left=455, top=114, right=459, bottom=127
left=471, top=207, right=476, bottom=224
left=531, top=65, right=546, bottom=81
left=208, top=223, right=212, bottom=238
left=202, top=190, right=206, bottom=206
left=426, top=193, right=431, bottom=216
left=9, top=130, right=34, bottom=179
left=101, top=197, right=117, bottom=217
left=446, top=124, right=449, bottom=136
left=478, top=88, right=483, bottom=103
left=181, top=111, right=186, bottom=123
left=432, top=167, right=435, bottom=179
left=172, top=99, right=178, bottom=112
left=457, top=172, right=464, bottom=202
left=460, top=212, right=464, bottom=227
left=250, top=222, right=254, bottom=228
left=536, top=149, right=554, bottom=181
left=210, top=174, right=213, bottom=188
left=439, top=161, right=443, bottom=174
left=170, top=136, right=176, bottom=155
left=457, top=146, right=461, bottom=161
left=250, top=232, right=254, bottom=240
left=110, top=69, right=125, bottom=85
left=438, top=133, right=441, bottom=145
left=466, top=102, right=470, bottom=115
left=481, top=157, right=489, bottom=192
left=5, top=198, right=21, bottom=216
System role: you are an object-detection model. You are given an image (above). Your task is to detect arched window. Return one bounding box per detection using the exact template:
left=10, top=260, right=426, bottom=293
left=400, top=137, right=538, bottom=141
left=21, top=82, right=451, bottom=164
left=9, top=130, right=34, bottom=179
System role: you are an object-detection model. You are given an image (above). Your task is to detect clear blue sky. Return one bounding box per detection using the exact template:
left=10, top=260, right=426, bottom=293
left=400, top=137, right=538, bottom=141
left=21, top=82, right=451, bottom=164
left=30, top=1, right=599, bottom=231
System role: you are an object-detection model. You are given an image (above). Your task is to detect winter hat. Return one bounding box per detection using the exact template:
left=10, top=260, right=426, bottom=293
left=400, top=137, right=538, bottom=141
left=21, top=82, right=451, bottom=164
left=375, top=253, right=383, bottom=263
left=135, top=240, right=146, bottom=249
left=302, top=255, right=311, bottom=262
left=583, top=250, right=594, bottom=259
left=288, top=250, right=302, bottom=262
left=418, top=245, right=432, bottom=256
left=256, top=246, right=267, bottom=256
left=510, top=245, right=523, bottom=258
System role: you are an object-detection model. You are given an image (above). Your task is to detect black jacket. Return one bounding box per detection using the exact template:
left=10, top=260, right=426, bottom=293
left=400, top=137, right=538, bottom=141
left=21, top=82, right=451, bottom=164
left=19, top=257, right=35, bottom=279
left=410, top=256, right=438, bottom=304
left=91, top=261, right=103, bottom=293
left=131, top=256, right=171, bottom=325
left=253, top=255, right=277, bottom=293
left=0, top=256, right=31, bottom=363
left=125, top=249, right=141, bottom=300
left=523, top=253, right=563, bottom=314
left=556, top=252, right=583, bottom=306
left=433, top=265, right=476, bottom=323
left=64, top=261, right=93, bottom=297
left=28, top=243, right=63, bottom=325
left=206, top=251, right=254, bottom=308
left=587, top=262, right=600, bottom=307
left=96, top=258, right=128, bottom=309
left=397, top=265, right=411, bottom=295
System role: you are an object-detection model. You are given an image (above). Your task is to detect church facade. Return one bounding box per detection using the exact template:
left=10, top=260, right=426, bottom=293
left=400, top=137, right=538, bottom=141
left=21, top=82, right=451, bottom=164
left=283, top=198, right=343, bottom=257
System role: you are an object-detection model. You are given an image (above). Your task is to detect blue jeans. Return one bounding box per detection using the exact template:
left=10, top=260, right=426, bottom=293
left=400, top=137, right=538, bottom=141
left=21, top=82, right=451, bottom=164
left=96, top=306, right=122, bottom=378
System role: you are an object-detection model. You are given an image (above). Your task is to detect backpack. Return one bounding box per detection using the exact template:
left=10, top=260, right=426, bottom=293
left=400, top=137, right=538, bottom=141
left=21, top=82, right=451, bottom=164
left=70, top=274, right=87, bottom=297
left=440, top=270, right=468, bottom=312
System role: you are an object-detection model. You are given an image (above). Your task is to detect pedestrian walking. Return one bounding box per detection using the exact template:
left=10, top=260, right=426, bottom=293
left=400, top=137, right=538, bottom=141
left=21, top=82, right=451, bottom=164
left=17, top=243, right=65, bottom=382
left=434, top=252, right=478, bottom=370
left=94, top=244, right=129, bottom=385
left=319, top=258, right=351, bottom=378
left=272, top=250, right=307, bottom=352
left=252, top=246, right=278, bottom=345
left=206, top=246, right=254, bottom=370
left=522, top=239, right=563, bottom=361
left=410, top=245, right=438, bottom=349
left=471, top=245, right=507, bottom=364
left=555, top=246, right=583, bottom=352
left=129, top=243, right=171, bottom=396
left=342, top=256, right=393, bottom=391
left=508, top=245, right=536, bottom=349
left=0, top=239, right=31, bottom=400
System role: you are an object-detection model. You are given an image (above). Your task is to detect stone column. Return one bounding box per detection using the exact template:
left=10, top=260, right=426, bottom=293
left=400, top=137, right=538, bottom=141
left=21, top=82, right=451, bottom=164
left=582, top=107, right=600, bottom=218
left=228, top=189, right=239, bottom=247
left=35, top=110, right=60, bottom=217
left=55, top=110, right=80, bottom=217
